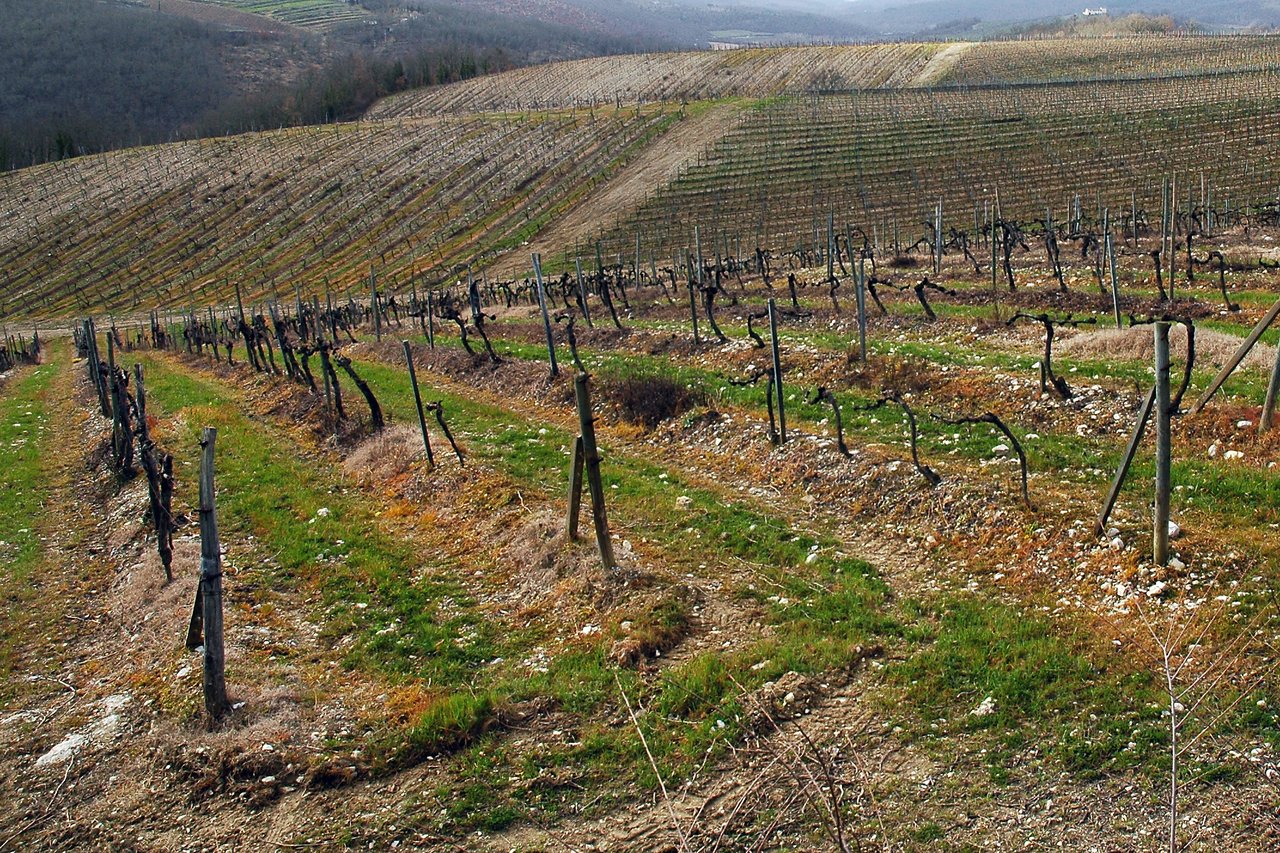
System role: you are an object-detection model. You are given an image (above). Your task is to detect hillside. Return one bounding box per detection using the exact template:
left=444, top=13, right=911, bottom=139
left=368, top=42, right=945, bottom=117
left=7, top=35, right=1280, bottom=313
left=5, top=35, right=1280, bottom=852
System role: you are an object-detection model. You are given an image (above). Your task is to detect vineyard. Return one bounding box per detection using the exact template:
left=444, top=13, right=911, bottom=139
left=0, top=108, right=682, bottom=316
left=588, top=69, right=1280, bottom=264
left=4, top=33, right=1280, bottom=851
left=195, top=0, right=366, bottom=30
left=367, top=42, right=944, bottom=117
left=944, top=34, right=1280, bottom=84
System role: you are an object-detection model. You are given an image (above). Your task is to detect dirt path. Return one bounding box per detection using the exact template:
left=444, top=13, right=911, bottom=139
left=489, top=103, right=744, bottom=278
left=910, top=41, right=975, bottom=87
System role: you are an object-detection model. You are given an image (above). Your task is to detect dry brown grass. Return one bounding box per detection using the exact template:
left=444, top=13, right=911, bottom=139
left=1059, top=325, right=1277, bottom=371
left=341, top=425, right=422, bottom=486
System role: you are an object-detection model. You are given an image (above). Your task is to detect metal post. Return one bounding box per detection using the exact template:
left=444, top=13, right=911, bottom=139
left=1154, top=323, right=1172, bottom=566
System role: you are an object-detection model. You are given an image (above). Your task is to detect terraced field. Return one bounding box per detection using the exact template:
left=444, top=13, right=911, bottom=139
left=0, top=108, right=681, bottom=315
left=943, top=34, right=1280, bottom=85
left=368, top=42, right=944, bottom=117
left=195, top=0, right=365, bottom=29
left=590, top=69, right=1280, bottom=264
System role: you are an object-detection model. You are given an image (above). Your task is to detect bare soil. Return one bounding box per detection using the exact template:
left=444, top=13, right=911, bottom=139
left=488, top=104, right=744, bottom=278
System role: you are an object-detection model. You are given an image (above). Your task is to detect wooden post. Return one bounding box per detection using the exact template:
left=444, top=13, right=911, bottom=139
left=426, top=290, right=435, bottom=349
left=1154, top=323, right=1172, bottom=567
left=768, top=298, right=787, bottom=443
left=826, top=213, right=835, bottom=284
left=1106, top=230, right=1122, bottom=328
left=1192, top=295, right=1280, bottom=412
left=687, top=252, right=700, bottom=344
left=532, top=254, right=559, bottom=379
left=371, top=267, right=382, bottom=342
left=1260, top=342, right=1280, bottom=435
left=134, top=363, right=150, bottom=445
left=1168, top=173, right=1177, bottom=301
left=575, top=258, right=592, bottom=328
left=566, top=436, right=584, bottom=540
left=574, top=374, right=615, bottom=571
left=402, top=341, right=435, bottom=466
left=186, top=428, right=230, bottom=724
left=934, top=199, right=943, bottom=275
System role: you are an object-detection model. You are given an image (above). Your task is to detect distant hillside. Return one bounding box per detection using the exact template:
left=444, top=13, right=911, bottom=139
left=840, top=0, right=1280, bottom=34
left=369, top=43, right=942, bottom=117
left=0, top=0, right=663, bottom=170
left=440, top=0, right=874, bottom=47
left=0, top=0, right=248, bottom=170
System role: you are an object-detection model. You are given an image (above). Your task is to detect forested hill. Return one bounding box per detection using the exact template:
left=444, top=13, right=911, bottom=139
left=0, top=0, right=237, bottom=170
left=0, top=0, right=664, bottom=172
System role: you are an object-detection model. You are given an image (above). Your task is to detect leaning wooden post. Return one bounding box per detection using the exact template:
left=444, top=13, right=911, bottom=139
left=1154, top=323, right=1172, bottom=566
left=532, top=254, right=559, bottom=379
left=574, top=374, right=616, bottom=571
left=402, top=341, right=435, bottom=466
left=1095, top=385, right=1156, bottom=536
left=767, top=298, right=787, bottom=443
left=566, top=436, right=585, bottom=541
left=1260, top=341, right=1280, bottom=435
left=1106, top=229, right=1122, bottom=329
left=1192, top=295, right=1280, bottom=412
left=186, top=428, right=230, bottom=724
left=371, top=267, right=382, bottom=342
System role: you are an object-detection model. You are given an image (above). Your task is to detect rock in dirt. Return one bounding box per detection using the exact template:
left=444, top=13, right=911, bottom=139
left=35, top=694, right=130, bottom=769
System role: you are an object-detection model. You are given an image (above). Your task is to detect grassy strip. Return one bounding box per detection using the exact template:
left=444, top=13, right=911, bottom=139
left=349, top=354, right=1172, bottom=773
left=891, top=596, right=1163, bottom=782
left=132, top=355, right=513, bottom=735
left=133, top=351, right=902, bottom=827
left=406, top=328, right=1278, bottom=532
left=0, top=362, right=56, bottom=698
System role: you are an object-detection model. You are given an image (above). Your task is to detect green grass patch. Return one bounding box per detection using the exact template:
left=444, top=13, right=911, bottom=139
left=0, top=362, right=56, bottom=698
left=890, top=595, right=1164, bottom=778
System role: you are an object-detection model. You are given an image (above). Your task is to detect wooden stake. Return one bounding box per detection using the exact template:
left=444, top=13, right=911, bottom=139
left=567, top=436, right=584, bottom=541
left=574, top=374, right=615, bottom=571
left=856, top=257, right=867, bottom=362
left=575, top=258, right=592, bottom=328
left=371, top=267, right=382, bottom=342
left=186, top=428, right=230, bottom=724
left=426, top=290, right=435, bottom=349
left=687, top=252, right=700, bottom=345
left=532, top=254, right=559, bottom=379
left=402, top=341, right=434, bottom=466
left=768, top=298, right=787, bottom=443
left=1106, top=230, right=1122, bottom=328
